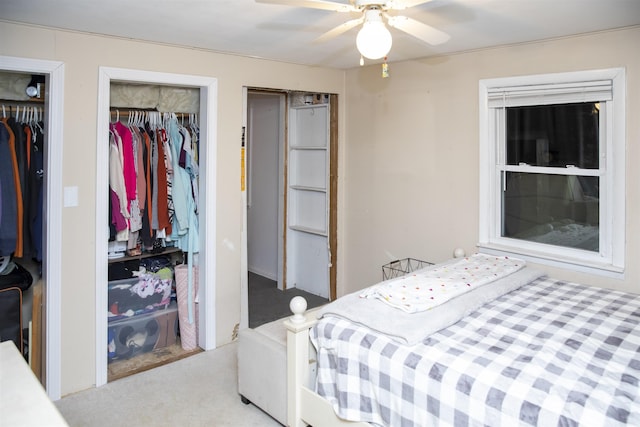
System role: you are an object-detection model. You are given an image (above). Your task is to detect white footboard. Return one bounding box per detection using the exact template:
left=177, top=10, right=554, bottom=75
left=284, top=296, right=369, bottom=427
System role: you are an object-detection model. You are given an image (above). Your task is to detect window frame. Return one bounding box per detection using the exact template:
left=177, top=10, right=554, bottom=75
left=478, top=68, right=626, bottom=277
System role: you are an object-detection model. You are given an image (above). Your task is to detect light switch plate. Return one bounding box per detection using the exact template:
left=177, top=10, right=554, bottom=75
left=64, top=186, right=78, bottom=207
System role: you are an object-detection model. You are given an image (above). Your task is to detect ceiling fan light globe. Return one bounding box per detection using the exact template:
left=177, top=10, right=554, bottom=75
left=356, top=21, right=392, bottom=60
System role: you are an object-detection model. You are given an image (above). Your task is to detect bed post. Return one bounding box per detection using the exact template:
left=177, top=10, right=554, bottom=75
left=284, top=296, right=316, bottom=427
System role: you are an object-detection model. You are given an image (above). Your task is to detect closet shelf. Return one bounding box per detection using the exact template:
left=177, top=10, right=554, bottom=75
left=107, top=246, right=182, bottom=264
left=289, top=225, right=327, bottom=237
left=289, top=146, right=327, bottom=151
left=290, top=185, right=326, bottom=193
left=1, top=99, right=45, bottom=106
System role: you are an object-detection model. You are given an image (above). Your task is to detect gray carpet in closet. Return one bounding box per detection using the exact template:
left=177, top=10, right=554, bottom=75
left=249, top=272, right=328, bottom=328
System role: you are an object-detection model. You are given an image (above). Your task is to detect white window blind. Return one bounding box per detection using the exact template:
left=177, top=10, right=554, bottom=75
left=487, top=79, right=613, bottom=107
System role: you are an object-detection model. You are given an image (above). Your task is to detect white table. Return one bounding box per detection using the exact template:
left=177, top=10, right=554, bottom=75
left=0, top=341, right=69, bottom=426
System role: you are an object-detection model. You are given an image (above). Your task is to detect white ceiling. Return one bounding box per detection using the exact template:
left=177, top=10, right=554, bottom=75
left=1, top=0, right=639, bottom=69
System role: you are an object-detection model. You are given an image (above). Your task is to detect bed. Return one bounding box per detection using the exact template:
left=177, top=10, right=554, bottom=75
left=284, top=254, right=640, bottom=427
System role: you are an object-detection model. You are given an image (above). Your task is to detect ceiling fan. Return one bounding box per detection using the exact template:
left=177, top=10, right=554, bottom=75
left=256, top=0, right=450, bottom=61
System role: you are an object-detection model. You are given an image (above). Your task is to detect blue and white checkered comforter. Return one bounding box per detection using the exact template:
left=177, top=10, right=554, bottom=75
left=311, top=277, right=640, bottom=426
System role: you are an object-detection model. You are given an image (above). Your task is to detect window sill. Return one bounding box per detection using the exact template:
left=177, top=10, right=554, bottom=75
left=477, top=243, right=624, bottom=279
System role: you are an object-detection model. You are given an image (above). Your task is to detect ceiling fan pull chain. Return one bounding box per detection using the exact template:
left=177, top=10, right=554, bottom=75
left=382, top=57, right=389, bottom=78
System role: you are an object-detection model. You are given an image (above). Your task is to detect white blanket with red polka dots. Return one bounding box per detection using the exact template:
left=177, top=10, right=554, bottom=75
left=360, top=254, right=525, bottom=313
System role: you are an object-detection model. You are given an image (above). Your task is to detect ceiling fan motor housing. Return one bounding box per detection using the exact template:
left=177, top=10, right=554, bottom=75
left=354, top=0, right=399, bottom=10
left=363, top=7, right=384, bottom=23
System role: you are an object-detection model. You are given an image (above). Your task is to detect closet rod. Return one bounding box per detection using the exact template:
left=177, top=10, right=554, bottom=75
left=1, top=103, right=45, bottom=119
left=109, top=108, right=195, bottom=118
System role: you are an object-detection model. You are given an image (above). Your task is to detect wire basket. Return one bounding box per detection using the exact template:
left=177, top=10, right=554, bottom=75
left=382, top=258, right=433, bottom=280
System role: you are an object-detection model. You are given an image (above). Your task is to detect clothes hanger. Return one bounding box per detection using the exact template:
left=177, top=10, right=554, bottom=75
left=36, top=107, right=44, bottom=134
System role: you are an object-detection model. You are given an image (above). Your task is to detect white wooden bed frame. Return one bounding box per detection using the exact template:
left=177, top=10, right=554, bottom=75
left=284, top=251, right=471, bottom=426
left=284, top=296, right=369, bottom=427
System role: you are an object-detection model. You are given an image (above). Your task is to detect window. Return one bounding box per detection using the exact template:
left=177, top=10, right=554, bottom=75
left=479, top=69, right=625, bottom=275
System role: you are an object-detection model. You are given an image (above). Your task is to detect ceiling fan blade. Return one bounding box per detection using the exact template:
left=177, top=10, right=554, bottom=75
left=255, top=0, right=355, bottom=12
left=387, top=15, right=450, bottom=45
left=315, top=17, right=364, bottom=42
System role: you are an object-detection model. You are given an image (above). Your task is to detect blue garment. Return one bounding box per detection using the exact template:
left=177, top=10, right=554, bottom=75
left=167, top=116, right=199, bottom=254
left=0, top=124, right=17, bottom=256
left=167, top=115, right=200, bottom=323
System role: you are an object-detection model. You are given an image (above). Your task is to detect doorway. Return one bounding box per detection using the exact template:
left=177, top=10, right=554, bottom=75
left=95, top=67, right=218, bottom=387
left=243, top=89, right=338, bottom=329
left=0, top=56, right=65, bottom=400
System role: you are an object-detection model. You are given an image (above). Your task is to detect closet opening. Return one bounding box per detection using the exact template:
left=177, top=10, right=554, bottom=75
left=0, top=56, right=65, bottom=400
left=96, top=68, right=217, bottom=386
left=1, top=71, right=47, bottom=378
left=242, top=88, right=337, bottom=329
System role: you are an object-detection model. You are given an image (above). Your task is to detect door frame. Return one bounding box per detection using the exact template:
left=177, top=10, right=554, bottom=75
left=328, top=94, right=338, bottom=301
left=0, top=55, right=65, bottom=400
left=95, top=67, right=218, bottom=386
left=241, top=88, right=337, bottom=329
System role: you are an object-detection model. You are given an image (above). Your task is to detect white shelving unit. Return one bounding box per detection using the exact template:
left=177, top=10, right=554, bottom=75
left=287, top=103, right=330, bottom=298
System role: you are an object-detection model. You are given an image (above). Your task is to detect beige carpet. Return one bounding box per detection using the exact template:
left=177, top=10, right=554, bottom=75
left=56, top=342, right=282, bottom=426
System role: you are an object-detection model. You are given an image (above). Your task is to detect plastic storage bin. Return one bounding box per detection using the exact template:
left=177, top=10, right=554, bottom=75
left=107, top=301, right=178, bottom=362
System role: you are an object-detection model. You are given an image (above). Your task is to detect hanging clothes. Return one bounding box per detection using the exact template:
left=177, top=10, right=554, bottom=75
left=2, top=117, right=24, bottom=258
left=0, top=122, right=17, bottom=257
left=108, top=109, right=200, bottom=258
left=26, top=116, right=45, bottom=262
left=154, top=126, right=171, bottom=236
left=0, top=105, right=45, bottom=261
left=139, top=127, right=154, bottom=248
left=6, top=117, right=28, bottom=257
left=109, top=124, right=129, bottom=243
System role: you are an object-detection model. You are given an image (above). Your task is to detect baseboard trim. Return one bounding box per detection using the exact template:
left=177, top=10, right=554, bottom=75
left=248, top=267, right=277, bottom=282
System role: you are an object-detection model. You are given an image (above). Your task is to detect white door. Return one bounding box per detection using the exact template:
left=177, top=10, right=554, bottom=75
left=286, top=103, right=330, bottom=298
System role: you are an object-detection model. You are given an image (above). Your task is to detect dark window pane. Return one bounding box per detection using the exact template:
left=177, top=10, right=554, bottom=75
left=506, top=103, right=600, bottom=169
left=502, top=172, right=599, bottom=252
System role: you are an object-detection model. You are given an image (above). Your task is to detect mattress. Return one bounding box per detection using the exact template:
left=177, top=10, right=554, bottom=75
left=312, top=276, right=640, bottom=426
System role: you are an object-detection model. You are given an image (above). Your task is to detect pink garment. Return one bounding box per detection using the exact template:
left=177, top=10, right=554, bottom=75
left=114, top=122, right=137, bottom=207
left=110, top=189, right=127, bottom=232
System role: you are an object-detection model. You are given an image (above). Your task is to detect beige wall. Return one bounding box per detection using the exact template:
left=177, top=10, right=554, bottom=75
left=342, top=26, right=640, bottom=295
left=0, top=21, right=346, bottom=395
